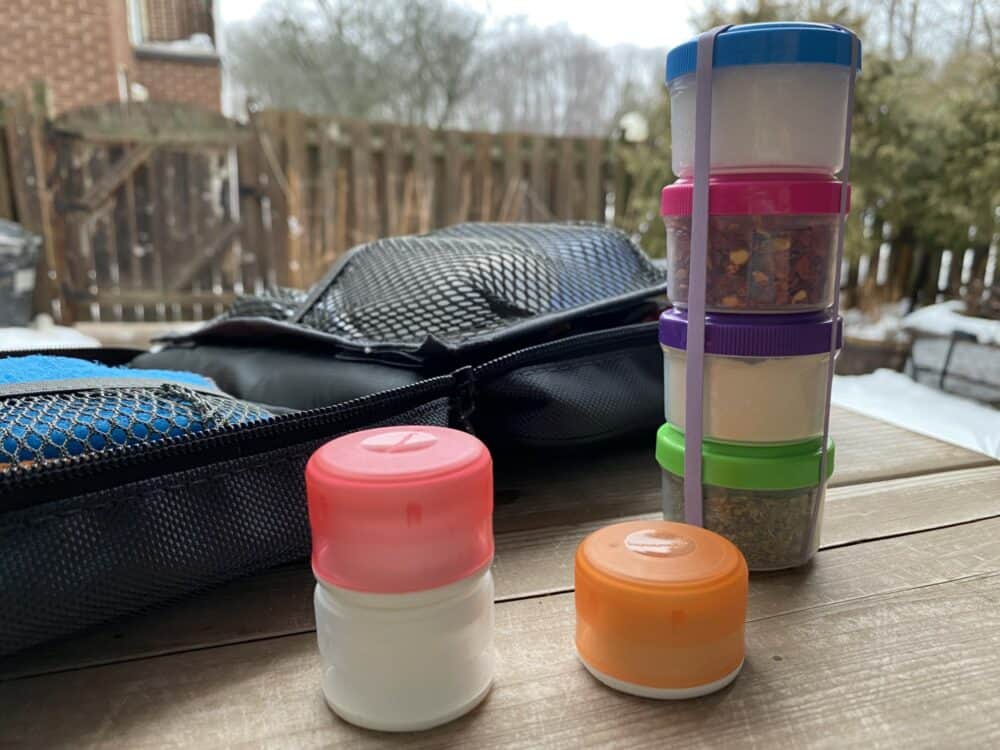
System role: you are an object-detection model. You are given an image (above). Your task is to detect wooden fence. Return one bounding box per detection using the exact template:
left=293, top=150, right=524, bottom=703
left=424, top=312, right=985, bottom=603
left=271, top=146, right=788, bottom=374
left=0, top=98, right=616, bottom=322
left=0, top=93, right=990, bottom=323
left=252, top=111, right=613, bottom=289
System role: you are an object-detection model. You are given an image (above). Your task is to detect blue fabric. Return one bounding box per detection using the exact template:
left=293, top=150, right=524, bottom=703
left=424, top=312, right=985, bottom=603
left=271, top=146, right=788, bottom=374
left=0, top=356, right=267, bottom=464
left=0, top=355, right=215, bottom=388
left=666, top=23, right=861, bottom=83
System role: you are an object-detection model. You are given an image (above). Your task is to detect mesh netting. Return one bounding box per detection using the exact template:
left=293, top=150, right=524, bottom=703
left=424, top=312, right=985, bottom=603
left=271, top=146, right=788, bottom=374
left=0, top=385, right=271, bottom=465
left=295, top=222, right=664, bottom=347
left=221, top=287, right=308, bottom=322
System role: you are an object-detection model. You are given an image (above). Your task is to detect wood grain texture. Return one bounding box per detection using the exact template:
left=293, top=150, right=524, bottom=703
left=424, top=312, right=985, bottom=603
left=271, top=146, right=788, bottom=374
left=3, top=518, right=999, bottom=749
left=3, top=460, right=995, bottom=681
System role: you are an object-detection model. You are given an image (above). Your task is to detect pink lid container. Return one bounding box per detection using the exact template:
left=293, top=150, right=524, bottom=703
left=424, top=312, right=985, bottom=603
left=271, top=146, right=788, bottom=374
left=660, top=173, right=850, bottom=216
left=306, top=426, right=494, bottom=593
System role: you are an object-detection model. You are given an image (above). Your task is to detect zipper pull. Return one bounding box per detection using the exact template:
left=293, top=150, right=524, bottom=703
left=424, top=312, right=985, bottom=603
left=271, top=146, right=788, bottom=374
left=450, top=366, right=477, bottom=433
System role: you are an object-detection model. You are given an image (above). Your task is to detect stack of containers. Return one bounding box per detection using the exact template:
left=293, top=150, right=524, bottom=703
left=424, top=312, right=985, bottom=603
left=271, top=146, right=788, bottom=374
left=656, top=23, right=860, bottom=570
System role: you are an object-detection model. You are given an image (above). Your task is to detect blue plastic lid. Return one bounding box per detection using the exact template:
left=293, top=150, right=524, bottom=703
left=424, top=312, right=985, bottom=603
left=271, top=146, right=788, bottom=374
left=666, top=23, right=861, bottom=83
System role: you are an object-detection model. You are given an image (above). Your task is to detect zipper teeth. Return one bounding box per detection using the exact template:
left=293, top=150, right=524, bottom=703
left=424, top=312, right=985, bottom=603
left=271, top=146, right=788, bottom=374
left=473, top=322, right=655, bottom=378
left=0, top=322, right=657, bottom=493
left=0, top=376, right=451, bottom=490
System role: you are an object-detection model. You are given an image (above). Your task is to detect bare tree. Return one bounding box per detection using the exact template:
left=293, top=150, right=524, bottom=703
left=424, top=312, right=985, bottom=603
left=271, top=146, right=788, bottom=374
left=227, top=0, right=484, bottom=124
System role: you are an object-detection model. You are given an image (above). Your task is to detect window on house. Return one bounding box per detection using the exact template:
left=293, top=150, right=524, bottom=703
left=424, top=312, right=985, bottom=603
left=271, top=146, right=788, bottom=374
left=128, top=0, right=217, bottom=57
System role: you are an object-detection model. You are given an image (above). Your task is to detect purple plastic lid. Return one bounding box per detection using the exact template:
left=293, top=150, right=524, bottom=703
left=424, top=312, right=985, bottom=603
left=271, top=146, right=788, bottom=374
left=659, top=309, right=843, bottom=357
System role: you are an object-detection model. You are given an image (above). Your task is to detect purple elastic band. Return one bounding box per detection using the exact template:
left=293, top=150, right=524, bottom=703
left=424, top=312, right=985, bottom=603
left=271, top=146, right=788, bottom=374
left=683, top=25, right=730, bottom=527
left=818, top=30, right=859, bottom=488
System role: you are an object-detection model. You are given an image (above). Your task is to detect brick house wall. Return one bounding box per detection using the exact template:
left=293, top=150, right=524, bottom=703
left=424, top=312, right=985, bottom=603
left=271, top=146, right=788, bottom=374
left=0, top=0, right=221, bottom=116
left=0, top=0, right=124, bottom=114
left=134, top=53, right=221, bottom=112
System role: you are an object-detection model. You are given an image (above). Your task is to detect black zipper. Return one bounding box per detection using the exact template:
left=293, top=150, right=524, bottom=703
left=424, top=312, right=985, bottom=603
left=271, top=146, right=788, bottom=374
left=0, top=321, right=658, bottom=510
left=0, top=375, right=454, bottom=510
left=472, top=321, right=656, bottom=380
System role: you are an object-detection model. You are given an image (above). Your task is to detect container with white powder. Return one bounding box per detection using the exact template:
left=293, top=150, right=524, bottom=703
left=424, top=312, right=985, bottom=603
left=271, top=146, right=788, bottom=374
left=659, top=309, right=842, bottom=444
left=666, top=23, right=861, bottom=176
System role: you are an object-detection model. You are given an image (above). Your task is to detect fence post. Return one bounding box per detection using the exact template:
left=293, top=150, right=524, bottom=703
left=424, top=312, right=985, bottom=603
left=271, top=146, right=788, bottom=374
left=584, top=138, right=604, bottom=222
left=284, top=110, right=307, bottom=288
left=255, top=110, right=291, bottom=288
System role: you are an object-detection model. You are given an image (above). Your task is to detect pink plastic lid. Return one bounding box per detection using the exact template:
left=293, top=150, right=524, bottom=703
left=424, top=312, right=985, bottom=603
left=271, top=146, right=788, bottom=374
left=306, top=426, right=494, bottom=593
left=661, top=173, right=851, bottom=216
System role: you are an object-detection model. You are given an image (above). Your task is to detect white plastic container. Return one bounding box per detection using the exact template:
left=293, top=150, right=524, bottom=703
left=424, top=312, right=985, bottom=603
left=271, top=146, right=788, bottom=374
left=306, top=426, right=495, bottom=732
left=659, top=309, right=841, bottom=444
left=314, top=568, right=495, bottom=732
left=666, top=23, right=860, bottom=176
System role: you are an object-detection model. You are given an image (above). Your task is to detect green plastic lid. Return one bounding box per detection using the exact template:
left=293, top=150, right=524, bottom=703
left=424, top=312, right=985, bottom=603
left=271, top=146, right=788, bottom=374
left=655, top=423, right=835, bottom=491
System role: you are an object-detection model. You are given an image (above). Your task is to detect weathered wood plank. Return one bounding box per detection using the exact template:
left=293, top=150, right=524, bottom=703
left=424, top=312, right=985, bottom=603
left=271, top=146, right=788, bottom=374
left=284, top=111, right=307, bottom=287
left=556, top=137, right=574, bottom=219
left=350, top=120, right=373, bottom=244
left=2, top=519, right=998, bottom=748
left=3, top=457, right=995, bottom=680
left=254, top=111, right=290, bottom=289
left=583, top=138, right=604, bottom=221
left=87, top=289, right=236, bottom=306
left=0, top=128, right=15, bottom=220
left=317, top=127, right=339, bottom=269
left=528, top=135, right=548, bottom=222
left=412, top=126, right=433, bottom=233
left=381, top=124, right=402, bottom=236
left=443, top=130, right=463, bottom=226
left=64, top=144, right=154, bottom=213
left=236, top=138, right=266, bottom=292
left=473, top=133, right=493, bottom=221
left=500, top=132, right=521, bottom=219
left=166, top=220, right=242, bottom=292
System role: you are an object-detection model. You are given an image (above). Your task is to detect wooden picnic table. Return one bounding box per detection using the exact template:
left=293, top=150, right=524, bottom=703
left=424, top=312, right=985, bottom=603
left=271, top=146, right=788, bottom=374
left=2, top=406, right=999, bottom=748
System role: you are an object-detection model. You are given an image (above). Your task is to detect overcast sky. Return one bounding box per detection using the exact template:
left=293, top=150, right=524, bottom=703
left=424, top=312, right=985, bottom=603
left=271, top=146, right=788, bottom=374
left=218, top=0, right=708, bottom=49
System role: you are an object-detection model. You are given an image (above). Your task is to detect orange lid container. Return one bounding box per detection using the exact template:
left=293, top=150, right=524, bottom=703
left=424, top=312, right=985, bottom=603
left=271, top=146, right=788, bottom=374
left=575, top=520, right=748, bottom=699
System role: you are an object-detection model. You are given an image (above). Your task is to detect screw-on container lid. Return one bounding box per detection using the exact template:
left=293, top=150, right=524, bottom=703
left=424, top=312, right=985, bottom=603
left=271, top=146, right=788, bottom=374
left=575, top=520, right=747, bottom=695
left=306, top=426, right=494, bottom=593
left=661, top=174, right=850, bottom=216
left=666, top=22, right=862, bottom=83
left=659, top=308, right=843, bottom=357
left=656, top=423, right=835, bottom=490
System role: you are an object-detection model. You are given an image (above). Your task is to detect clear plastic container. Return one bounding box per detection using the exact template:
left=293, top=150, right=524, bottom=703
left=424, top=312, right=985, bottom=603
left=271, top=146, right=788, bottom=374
left=659, top=310, right=842, bottom=444
left=660, top=175, right=847, bottom=314
left=665, top=24, right=860, bottom=176
left=669, top=64, right=851, bottom=176
left=306, top=426, right=495, bottom=732
left=661, top=470, right=825, bottom=571
left=656, top=423, right=835, bottom=571
left=663, top=346, right=835, bottom=444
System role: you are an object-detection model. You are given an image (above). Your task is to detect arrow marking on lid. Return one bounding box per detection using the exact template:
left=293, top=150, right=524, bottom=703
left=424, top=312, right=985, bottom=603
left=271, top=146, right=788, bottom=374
left=360, top=430, right=439, bottom=453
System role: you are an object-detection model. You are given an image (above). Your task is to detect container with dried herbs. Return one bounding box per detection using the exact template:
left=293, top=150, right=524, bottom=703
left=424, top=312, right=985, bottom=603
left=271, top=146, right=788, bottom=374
left=661, top=175, right=848, bottom=314
left=656, top=423, right=834, bottom=571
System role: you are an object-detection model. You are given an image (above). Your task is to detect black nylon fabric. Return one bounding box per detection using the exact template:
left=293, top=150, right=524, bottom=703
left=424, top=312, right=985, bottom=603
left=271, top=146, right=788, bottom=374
left=0, top=222, right=667, bottom=657
left=0, top=396, right=451, bottom=656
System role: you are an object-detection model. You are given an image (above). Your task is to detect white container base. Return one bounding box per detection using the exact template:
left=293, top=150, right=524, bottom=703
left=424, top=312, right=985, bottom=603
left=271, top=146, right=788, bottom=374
left=315, top=567, right=495, bottom=733
left=579, top=656, right=743, bottom=700
left=324, top=678, right=493, bottom=733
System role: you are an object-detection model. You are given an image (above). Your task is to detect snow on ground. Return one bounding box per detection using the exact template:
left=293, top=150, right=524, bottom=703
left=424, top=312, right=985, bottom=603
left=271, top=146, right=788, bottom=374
left=842, top=300, right=910, bottom=343
left=0, top=316, right=99, bottom=351
left=833, top=369, right=1000, bottom=459
left=902, top=300, right=1000, bottom=345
